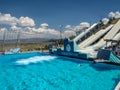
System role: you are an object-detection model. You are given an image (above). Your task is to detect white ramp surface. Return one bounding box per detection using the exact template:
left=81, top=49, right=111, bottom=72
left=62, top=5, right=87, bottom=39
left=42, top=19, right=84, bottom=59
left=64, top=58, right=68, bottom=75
left=106, top=32, right=120, bottom=47
left=79, top=25, right=113, bottom=48
left=88, top=19, right=120, bottom=49
left=114, top=82, right=120, bottom=90
left=74, top=23, right=97, bottom=42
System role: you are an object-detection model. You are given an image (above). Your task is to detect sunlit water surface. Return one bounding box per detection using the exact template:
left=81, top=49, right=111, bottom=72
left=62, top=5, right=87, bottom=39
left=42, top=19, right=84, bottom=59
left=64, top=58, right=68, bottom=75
left=0, top=52, right=120, bottom=90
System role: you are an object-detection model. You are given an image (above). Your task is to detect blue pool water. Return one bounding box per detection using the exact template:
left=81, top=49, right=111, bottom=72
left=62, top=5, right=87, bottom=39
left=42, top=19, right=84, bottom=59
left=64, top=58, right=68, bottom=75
left=0, top=52, right=120, bottom=90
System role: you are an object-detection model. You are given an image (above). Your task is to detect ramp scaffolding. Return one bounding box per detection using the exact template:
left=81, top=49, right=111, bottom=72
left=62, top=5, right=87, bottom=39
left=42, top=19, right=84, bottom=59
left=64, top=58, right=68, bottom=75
left=104, top=39, right=120, bottom=57
left=2, top=30, right=21, bottom=54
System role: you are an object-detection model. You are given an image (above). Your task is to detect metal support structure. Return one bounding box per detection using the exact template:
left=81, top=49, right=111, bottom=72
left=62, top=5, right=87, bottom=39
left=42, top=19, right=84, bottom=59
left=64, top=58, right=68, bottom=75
left=2, top=29, right=21, bottom=53
left=59, top=25, right=63, bottom=40
left=16, top=31, right=21, bottom=48
left=59, top=25, right=63, bottom=45
left=2, top=30, right=6, bottom=52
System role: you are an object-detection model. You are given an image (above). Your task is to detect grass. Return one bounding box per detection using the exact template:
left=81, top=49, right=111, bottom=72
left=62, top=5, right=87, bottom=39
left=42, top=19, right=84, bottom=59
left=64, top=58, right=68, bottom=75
left=0, top=42, right=50, bottom=53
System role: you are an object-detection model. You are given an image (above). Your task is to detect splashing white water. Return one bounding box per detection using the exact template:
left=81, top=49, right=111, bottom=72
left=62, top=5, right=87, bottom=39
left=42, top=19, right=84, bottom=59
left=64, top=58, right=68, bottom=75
left=15, top=56, right=56, bottom=65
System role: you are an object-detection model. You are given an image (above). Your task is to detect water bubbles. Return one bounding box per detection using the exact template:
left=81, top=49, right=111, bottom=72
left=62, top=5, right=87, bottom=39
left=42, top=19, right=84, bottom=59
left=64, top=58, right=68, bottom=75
left=15, top=56, right=56, bottom=65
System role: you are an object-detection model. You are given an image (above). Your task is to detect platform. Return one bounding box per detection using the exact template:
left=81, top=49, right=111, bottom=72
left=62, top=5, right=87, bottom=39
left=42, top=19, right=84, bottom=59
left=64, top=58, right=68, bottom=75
left=114, top=82, right=120, bottom=90
left=93, top=59, right=109, bottom=63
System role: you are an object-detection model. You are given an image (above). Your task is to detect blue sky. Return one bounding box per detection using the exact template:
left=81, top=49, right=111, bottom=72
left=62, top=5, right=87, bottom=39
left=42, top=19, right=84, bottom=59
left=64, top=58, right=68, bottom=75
left=0, top=0, right=120, bottom=39
left=0, top=0, right=120, bottom=28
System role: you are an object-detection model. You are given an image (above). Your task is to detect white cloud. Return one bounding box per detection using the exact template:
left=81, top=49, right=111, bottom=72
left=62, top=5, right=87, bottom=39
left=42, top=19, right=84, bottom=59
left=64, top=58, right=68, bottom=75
left=47, top=29, right=60, bottom=36
left=9, top=25, right=60, bottom=39
left=102, top=18, right=109, bottom=25
left=32, top=27, right=60, bottom=38
left=75, top=22, right=90, bottom=31
left=10, top=25, right=20, bottom=31
left=18, top=16, right=35, bottom=27
left=74, top=25, right=82, bottom=31
left=0, top=12, right=91, bottom=39
left=0, top=13, right=18, bottom=26
left=63, top=30, right=76, bottom=38
left=80, top=22, right=90, bottom=28
left=40, top=23, right=48, bottom=28
left=65, top=25, right=72, bottom=29
left=0, top=12, right=35, bottom=27
left=0, top=28, right=7, bottom=32
left=36, top=28, right=47, bottom=33
left=64, top=22, right=90, bottom=37
left=0, top=12, right=60, bottom=39
left=65, top=22, right=90, bottom=32
left=108, top=11, right=120, bottom=19
left=114, top=11, right=120, bottom=19
left=108, top=12, right=115, bottom=18
left=0, top=28, right=7, bottom=39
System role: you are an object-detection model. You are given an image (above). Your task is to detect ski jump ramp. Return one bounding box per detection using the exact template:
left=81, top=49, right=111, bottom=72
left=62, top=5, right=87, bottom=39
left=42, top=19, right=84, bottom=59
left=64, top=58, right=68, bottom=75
left=76, top=19, right=120, bottom=56
left=73, top=23, right=97, bottom=42
left=87, top=19, right=120, bottom=50
left=78, top=25, right=113, bottom=48
left=105, top=32, right=120, bottom=47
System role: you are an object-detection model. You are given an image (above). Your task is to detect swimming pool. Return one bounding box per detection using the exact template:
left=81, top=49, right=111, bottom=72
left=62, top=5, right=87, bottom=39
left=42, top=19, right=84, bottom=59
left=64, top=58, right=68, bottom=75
left=0, top=52, right=120, bottom=90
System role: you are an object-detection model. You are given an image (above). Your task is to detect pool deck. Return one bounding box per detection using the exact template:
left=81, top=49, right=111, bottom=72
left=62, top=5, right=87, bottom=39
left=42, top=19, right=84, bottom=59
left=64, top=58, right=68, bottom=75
left=93, top=59, right=120, bottom=66
left=93, top=59, right=109, bottom=63
left=114, top=82, right=120, bottom=90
